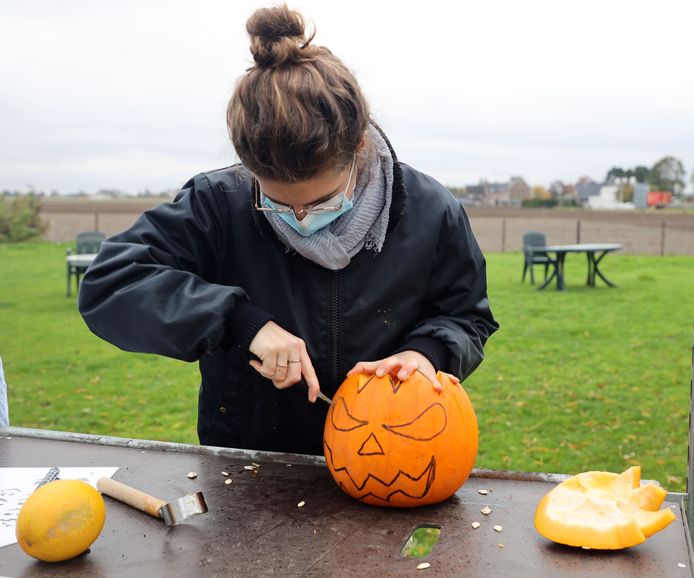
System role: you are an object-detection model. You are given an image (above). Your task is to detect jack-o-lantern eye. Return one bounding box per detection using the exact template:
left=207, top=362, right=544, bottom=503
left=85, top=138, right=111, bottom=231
left=383, top=403, right=447, bottom=441
left=330, top=397, right=368, bottom=431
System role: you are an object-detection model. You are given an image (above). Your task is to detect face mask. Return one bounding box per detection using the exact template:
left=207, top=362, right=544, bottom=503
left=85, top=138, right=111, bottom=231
left=262, top=193, right=354, bottom=237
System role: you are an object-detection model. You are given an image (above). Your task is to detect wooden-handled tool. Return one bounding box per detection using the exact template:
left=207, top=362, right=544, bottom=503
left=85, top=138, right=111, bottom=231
left=97, top=478, right=208, bottom=526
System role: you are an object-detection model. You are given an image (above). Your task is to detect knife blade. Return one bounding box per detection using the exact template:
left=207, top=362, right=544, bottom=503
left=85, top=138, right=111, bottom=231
left=303, top=379, right=332, bottom=405
left=36, top=467, right=60, bottom=490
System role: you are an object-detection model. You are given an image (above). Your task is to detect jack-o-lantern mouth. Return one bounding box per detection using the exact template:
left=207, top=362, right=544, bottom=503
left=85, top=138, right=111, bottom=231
left=324, top=440, right=436, bottom=503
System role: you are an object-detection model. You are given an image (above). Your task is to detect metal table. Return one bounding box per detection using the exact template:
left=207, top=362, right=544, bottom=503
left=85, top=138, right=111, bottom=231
left=0, top=427, right=691, bottom=577
left=537, top=243, right=623, bottom=291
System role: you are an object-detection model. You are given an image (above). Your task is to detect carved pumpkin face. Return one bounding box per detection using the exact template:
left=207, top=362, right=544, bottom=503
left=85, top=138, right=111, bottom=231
left=323, top=371, right=478, bottom=507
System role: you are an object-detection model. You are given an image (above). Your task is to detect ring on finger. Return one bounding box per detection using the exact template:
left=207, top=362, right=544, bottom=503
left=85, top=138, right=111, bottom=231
left=288, top=359, right=300, bottom=363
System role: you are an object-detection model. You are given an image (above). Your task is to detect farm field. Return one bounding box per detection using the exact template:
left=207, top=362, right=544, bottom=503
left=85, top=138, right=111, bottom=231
left=37, top=198, right=694, bottom=256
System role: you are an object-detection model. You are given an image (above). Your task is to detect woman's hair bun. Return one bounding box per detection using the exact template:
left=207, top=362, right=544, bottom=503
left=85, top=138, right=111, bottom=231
left=247, top=5, right=314, bottom=67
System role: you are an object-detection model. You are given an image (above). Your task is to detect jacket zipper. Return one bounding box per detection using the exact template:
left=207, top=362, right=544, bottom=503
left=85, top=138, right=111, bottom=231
left=330, top=270, right=340, bottom=391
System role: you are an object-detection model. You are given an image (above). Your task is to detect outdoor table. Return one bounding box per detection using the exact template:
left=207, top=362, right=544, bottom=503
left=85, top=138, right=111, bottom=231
left=1, top=427, right=691, bottom=577
left=66, top=253, right=98, bottom=268
left=536, top=244, right=623, bottom=291
left=66, top=253, right=97, bottom=297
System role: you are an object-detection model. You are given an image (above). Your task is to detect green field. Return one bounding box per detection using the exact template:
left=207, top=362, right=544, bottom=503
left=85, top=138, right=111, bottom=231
left=1, top=242, right=692, bottom=491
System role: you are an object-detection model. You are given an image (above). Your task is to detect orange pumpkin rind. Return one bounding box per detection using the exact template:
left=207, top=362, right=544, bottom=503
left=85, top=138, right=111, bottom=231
left=323, top=371, right=478, bottom=507
left=534, top=466, right=676, bottom=549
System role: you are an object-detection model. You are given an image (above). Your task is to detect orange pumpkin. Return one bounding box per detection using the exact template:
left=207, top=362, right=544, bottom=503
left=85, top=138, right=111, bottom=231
left=323, top=371, right=478, bottom=507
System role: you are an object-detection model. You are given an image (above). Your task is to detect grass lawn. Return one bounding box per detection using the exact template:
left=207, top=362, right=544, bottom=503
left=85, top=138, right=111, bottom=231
left=1, top=242, right=693, bottom=491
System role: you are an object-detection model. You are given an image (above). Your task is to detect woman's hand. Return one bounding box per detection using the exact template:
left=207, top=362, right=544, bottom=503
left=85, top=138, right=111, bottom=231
left=347, top=350, right=458, bottom=392
left=248, top=321, right=321, bottom=402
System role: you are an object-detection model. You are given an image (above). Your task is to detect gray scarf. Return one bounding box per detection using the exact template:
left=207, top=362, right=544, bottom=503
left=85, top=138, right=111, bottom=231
left=264, top=124, right=393, bottom=270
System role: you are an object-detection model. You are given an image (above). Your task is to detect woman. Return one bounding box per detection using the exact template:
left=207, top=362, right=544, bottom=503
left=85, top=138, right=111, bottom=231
left=78, top=5, right=498, bottom=455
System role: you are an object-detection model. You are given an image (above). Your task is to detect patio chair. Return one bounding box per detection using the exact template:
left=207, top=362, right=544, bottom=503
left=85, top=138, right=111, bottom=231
left=66, top=231, right=105, bottom=296
left=522, top=231, right=555, bottom=285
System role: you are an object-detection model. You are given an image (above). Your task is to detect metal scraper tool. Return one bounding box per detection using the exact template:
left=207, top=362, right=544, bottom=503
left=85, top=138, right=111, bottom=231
left=303, top=379, right=332, bottom=405
left=97, top=477, right=208, bottom=526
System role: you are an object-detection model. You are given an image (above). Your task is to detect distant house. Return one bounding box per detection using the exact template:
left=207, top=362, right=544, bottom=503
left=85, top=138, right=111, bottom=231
left=506, top=177, right=532, bottom=205
left=463, top=183, right=486, bottom=206
left=550, top=181, right=578, bottom=202
left=463, top=177, right=531, bottom=207
left=586, top=184, right=635, bottom=210
left=575, top=177, right=601, bottom=203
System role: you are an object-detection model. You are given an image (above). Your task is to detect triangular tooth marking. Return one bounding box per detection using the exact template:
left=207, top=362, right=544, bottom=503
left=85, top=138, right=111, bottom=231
left=389, top=375, right=403, bottom=394
left=357, top=375, right=376, bottom=394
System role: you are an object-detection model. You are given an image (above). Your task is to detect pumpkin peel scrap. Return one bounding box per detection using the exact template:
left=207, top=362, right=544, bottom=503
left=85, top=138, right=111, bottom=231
left=535, top=466, right=676, bottom=549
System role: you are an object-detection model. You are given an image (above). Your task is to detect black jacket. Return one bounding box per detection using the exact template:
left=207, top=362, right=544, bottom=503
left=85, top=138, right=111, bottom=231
left=78, top=147, right=498, bottom=455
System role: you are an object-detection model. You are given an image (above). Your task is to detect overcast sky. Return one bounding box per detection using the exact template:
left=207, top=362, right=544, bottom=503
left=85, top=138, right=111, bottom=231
left=2, top=0, right=693, bottom=194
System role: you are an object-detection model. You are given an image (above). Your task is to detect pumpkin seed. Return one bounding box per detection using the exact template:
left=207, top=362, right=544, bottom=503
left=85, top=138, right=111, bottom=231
left=481, top=506, right=492, bottom=515
left=187, top=472, right=197, bottom=479
left=252, top=462, right=260, bottom=468
left=225, top=479, right=232, bottom=485
left=297, top=501, right=306, bottom=508
left=478, top=489, right=488, bottom=495
left=416, top=562, right=431, bottom=570
left=494, top=525, right=503, bottom=532
left=244, top=465, right=256, bottom=471
left=498, top=543, right=505, bottom=549
left=678, top=563, right=687, bottom=568
left=221, top=471, right=229, bottom=476
left=471, top=522, right=481, bottom=529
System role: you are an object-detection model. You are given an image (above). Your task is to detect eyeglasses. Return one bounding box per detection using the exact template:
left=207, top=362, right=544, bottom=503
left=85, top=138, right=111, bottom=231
left=254, top=157, right=356, bottom=216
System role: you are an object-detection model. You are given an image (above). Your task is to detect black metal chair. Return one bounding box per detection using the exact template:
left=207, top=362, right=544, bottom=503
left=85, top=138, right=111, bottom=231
left=66, top=231, right=105, bottom=296
left=522, top=232, right=555, bottom=285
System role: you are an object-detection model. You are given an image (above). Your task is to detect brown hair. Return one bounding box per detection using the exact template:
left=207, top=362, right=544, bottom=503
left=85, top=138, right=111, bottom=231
left=227, top=4, right=370, bottom=182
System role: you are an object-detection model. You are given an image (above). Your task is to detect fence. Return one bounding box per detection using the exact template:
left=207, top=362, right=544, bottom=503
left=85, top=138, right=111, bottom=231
left=466, top=209, right=694, bottom=256
left=39, top=201, right=694, bottom=256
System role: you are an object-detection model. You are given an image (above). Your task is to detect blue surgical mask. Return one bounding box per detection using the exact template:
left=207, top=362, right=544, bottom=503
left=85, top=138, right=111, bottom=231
left=262, top=193, right=354, bottom=237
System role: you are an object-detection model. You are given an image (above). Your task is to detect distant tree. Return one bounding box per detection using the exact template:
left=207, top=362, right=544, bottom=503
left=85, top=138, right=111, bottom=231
left=621, top=183, right=634, bottom=203
left=0, top=194, right=45, bottom=242
left=648, top=156, right=686, bottom=195
left=605, top=167, right=625, bottom=184
left=633, top=165, right=649, bottom=184
left=532, top=185, right=551, bottom=200
left=607, top=165, right=650, bottom=185
left=522, top=198, right=558, bottom=208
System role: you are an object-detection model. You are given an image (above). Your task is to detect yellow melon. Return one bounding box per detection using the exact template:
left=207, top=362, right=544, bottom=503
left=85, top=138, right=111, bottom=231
left=16, top=479, right=106, bottom=562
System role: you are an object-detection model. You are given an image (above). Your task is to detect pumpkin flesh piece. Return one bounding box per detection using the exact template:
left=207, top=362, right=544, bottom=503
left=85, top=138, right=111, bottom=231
left=536, top=487, right=646, bottom=549
left=535, top=468, right=676, bottom=549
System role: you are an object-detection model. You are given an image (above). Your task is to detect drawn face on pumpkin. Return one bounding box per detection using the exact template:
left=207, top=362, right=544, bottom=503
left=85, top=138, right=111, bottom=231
left=323, top=372, right=477, bottom=508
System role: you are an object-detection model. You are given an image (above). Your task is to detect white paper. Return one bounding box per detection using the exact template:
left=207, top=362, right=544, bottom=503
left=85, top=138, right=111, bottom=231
left=0, top=466, right=119, bottom=549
